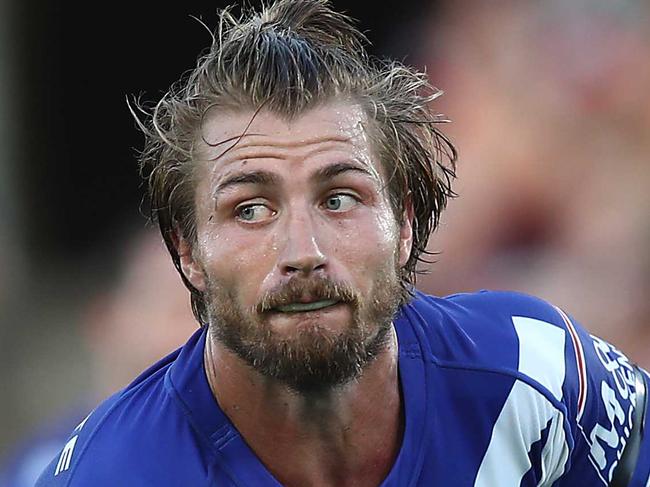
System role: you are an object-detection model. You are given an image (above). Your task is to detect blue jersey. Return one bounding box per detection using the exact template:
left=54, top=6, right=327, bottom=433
left=35, top=290, right=650, bottom=486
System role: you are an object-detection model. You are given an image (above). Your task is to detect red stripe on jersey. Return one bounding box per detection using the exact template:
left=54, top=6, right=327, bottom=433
left=556, top=306, right=587, bottom=422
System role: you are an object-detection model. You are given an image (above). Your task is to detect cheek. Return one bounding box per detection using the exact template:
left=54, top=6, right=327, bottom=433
left=364, top=202, right=400, bottom=250
left=197, top=227, right=277, bottom=300
left=374, top=209, right=401, bottom=251
left=333, top=210, right=399, bottom=274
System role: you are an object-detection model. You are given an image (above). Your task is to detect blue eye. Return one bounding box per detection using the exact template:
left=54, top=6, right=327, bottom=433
left=324, top=194, right=357, bottom=212
left=236, top=204, right=274, bottom=222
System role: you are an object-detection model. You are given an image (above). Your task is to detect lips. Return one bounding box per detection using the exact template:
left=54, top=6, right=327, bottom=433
left=275, top=299, right=339, bottom=313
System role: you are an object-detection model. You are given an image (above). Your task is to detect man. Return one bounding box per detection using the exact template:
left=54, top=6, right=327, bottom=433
left=36, top=0, right=649, bottom=485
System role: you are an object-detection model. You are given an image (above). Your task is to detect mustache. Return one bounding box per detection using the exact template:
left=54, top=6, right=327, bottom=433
left=256, top=277, right=358, bottom=313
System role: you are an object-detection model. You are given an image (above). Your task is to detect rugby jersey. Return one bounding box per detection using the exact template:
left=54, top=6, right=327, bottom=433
left=35, top=290, right=650, bottom=486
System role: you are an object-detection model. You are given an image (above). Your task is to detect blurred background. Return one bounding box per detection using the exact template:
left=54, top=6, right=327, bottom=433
left=0, top=0, right=648, bottom=484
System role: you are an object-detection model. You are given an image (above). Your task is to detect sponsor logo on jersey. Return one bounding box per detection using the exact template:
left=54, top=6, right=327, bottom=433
left=53, top=411, right=93, bottom=476
left=583, top=337, right=637, bottom=483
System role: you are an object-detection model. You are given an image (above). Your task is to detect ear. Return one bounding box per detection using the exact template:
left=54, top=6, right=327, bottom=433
left=397, top=196, right=414, bottom=267
left=177, top=235, right=207, bottom=292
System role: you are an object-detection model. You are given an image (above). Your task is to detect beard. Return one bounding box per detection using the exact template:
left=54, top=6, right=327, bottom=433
left=204, top=266, right=403, bottom=394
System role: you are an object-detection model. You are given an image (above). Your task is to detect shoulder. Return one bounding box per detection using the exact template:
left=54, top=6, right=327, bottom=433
left=403, top=289, right=570, bottom=377
left=402, top=290, right=650, bottom=484
left=34, top=353, right=211, bottom=487
left=398, top=289, right=578, bottom=419
left=398, top=291, right=578, bottom=483
left=409, top=288, right=564, bottom=330
left=400, top=290, right=584, bottom=427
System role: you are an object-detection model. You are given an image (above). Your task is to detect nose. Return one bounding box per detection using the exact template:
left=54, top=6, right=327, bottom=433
left=278, top=210, right=327, bottom=277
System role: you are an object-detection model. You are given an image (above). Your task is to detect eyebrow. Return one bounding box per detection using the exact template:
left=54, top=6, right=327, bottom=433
left=213, top=170, right=280, bottom=200
left=311, top=161, right=376, bottom=184
left=213, top=161, right=375, bottom=201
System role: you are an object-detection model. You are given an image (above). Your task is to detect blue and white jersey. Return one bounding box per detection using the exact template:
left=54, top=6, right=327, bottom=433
left=35, top=290, right=650, bottom=486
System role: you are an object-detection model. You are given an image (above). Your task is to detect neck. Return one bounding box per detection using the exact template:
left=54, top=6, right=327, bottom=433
left=204, top=326, right=403, bottom=487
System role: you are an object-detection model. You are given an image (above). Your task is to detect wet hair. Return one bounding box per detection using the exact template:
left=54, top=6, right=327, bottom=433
left=132, top=0, right=457, bottom=325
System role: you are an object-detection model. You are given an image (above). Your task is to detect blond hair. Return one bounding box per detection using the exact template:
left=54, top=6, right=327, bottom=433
left=132, top=0, right=457, bottom=324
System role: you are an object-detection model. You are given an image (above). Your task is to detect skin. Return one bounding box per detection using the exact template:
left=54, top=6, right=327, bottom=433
left=179, top=101, right=413, bottom=487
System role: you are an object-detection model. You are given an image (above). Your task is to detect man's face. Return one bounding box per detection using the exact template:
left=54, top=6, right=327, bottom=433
left=182, top=101, right=413, bottom=392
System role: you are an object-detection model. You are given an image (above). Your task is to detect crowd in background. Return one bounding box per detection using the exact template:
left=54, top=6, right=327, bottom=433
left=1, top=0, right=648, bottom=484
left=419, top=0, right=650, bottom=365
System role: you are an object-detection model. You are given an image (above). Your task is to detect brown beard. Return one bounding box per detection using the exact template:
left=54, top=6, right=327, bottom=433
left=204, top=268, right=402, bottom=394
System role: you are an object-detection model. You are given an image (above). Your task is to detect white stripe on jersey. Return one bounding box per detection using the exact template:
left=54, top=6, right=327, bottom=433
left=515, top=317, right=566, bottom=401
left=74, top=410, right=93, bottom=432
left=54, top=436, right=78, bottom=476
left=538, top=407, right=570, bottom=485
left=474, top=317, right=569, bottom=486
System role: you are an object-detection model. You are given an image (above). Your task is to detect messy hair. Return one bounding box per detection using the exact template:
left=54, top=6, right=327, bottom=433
left=132, top=0, right=457, bottom=325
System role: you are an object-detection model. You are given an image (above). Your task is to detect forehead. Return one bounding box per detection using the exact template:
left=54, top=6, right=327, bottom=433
left=196, top=101, right=374, bottom=166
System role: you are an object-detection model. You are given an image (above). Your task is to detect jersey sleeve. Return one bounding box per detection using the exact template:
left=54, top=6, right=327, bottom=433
left=555, top=307, right=650, bottom=486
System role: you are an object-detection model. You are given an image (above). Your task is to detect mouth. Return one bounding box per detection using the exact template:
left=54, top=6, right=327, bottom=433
left=274, top=300, right=339, bottom=313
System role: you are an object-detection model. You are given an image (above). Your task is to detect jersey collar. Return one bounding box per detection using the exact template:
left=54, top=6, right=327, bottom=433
left=166, top=296, right=430, bottom=486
